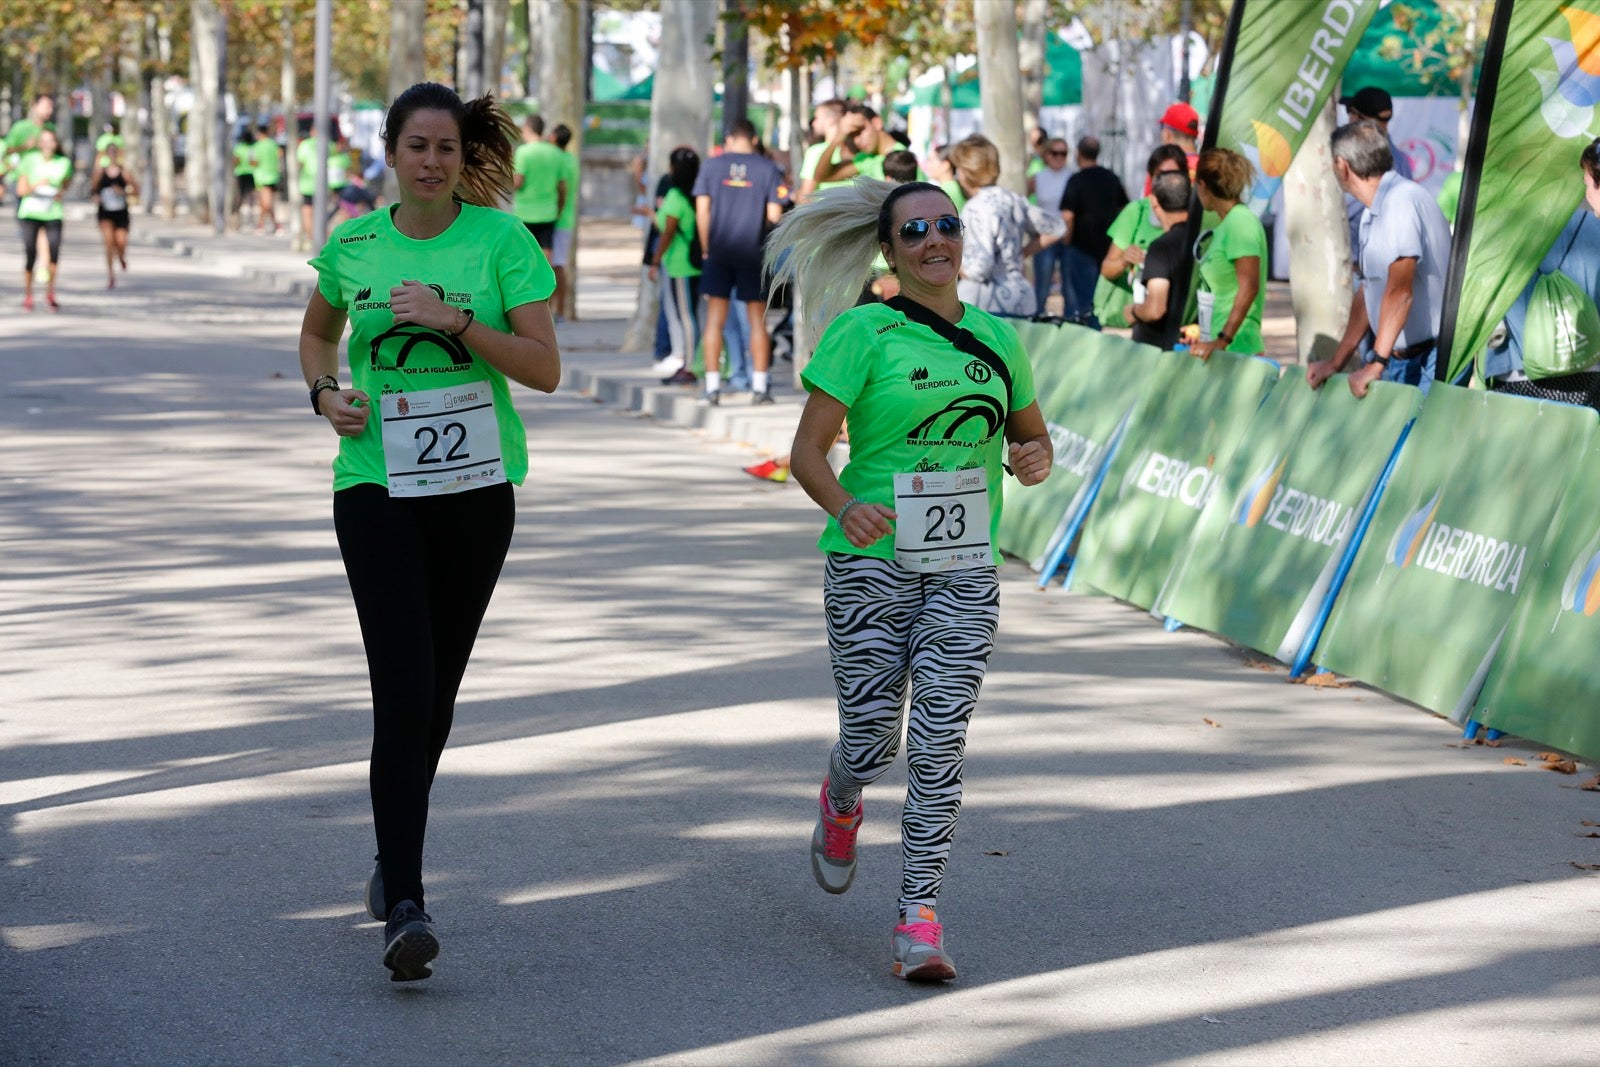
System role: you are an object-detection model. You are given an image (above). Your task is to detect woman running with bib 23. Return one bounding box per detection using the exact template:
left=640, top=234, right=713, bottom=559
left=766, top=180, right=1053, bottom=981
left=299, top=82, right=559, bottom=983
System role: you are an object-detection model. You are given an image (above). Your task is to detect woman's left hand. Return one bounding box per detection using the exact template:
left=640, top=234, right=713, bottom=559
left=1008, top=440, right=1052, bottom=486
left=389, top=279, right=456, bottom=332
left=1188, top=340, right=1218, bottom=361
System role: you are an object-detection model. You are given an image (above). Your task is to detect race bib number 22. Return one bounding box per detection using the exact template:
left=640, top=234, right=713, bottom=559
left=380, top=381, right=506, bottom=498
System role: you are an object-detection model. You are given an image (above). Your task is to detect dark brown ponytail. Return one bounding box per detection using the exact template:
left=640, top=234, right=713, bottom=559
left=382, top=81, right=517, bottom=208
left=457, top=94, right=517, bottom=207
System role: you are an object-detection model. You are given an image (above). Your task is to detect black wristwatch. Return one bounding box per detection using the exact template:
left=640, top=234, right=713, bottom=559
left=310, top=375, right=339, bottom=415
left=1370, top=353, right=1391, bottom=367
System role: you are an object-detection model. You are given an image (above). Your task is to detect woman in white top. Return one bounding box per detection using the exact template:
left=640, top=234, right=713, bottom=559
left=949, top=134, right=1065, bottom=317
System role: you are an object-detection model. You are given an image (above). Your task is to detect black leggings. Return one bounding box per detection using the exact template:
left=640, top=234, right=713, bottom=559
left=334, top=481, right=515, bottom=914
left=19, top=219, right=62, bottom=272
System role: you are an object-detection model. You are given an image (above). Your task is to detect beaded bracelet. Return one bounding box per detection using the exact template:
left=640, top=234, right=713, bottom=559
left=835, top=498, right=866, bottom=527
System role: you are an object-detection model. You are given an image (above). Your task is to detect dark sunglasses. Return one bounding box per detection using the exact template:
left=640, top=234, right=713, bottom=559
left=1046, top=150, right=1068, bottom=157
left=898, top=214, right=964, bottom=243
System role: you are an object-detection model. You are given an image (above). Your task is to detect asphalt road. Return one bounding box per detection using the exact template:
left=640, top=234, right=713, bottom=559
left=3, top=235, right=1600, bottom=1066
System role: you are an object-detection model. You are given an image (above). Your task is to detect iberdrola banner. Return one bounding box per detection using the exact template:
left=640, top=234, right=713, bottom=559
left=1210, top=0, right=1382, bottom=216
left=1443, top=1, right=1600, bottom=381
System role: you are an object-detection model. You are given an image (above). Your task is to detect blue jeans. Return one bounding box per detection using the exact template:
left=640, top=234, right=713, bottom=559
left=1061, top=245, right=1100, bottom=318
left=1032, top=244, right=1070, bottom=312
left=721, top=300, right=753, bottom=389
left=1378, top=345, right=1439, bottom=395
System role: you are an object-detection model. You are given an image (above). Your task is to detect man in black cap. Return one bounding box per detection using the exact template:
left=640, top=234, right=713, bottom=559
left=1339, top=87, right=1413, bottom=260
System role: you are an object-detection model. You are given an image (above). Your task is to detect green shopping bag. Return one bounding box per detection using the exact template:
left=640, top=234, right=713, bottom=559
left=1523, top=269, right=1600, bottom=381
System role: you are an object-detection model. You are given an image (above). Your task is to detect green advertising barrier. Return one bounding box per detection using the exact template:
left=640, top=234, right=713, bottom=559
left=997, top=324, right=1166, bottom=568
left=1070, top=351, right=1280, bottom=609
left=1473, top=430, right=1600, bottom=762
left=1315, top=386, right=1597, bottom=717
left=1157, top=376, right=1421, bottom=660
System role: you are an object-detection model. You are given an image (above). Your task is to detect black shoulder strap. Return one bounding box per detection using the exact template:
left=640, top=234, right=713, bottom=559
left=885, top=295, right=1013, bottom=415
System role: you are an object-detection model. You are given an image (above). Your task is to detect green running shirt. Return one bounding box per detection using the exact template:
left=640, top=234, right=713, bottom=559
left=16, top=152, right=72, bottom=221
left=309, top=203, right=556, bottom=492
left=801, top=302, right=1036, bottom=561
left=512, top=141, right=566, bottom=224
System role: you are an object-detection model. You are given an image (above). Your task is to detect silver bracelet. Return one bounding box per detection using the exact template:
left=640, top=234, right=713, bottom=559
left=835, top=498, right=866, bottom=526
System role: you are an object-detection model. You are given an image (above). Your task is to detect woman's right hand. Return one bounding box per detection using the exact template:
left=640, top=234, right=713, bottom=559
left=841, top=503, right=896, bottom=549
left=1123, top=245, right=1146, bottom=266
left=321, top=389, right=371, bottom=437
left=648, top=263, right=659, bottom=283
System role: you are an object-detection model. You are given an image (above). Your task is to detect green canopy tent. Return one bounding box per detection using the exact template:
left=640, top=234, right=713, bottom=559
left=907, top=33, right=1083, bottom=109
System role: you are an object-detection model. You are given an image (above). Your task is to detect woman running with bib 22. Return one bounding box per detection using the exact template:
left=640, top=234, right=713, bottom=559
left=298, top=82, right=559, bottom=983
left=767, top=180, right=1053, bottom=981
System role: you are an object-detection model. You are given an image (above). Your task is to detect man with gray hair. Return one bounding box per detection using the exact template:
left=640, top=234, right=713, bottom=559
left=1307, top=120, right=1453, bottom=397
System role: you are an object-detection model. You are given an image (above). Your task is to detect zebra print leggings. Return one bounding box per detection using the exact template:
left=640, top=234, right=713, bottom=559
left=822, top=553, right=1000, bottom=912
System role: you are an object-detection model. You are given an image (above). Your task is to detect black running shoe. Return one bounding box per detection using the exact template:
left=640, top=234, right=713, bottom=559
left=752, top=390, right=776, bottom=406
left=662, top=368, right=699, bottom=386
left=365, top=855, right=384, bottom=921
left=382, top=900, right=439, bottom=982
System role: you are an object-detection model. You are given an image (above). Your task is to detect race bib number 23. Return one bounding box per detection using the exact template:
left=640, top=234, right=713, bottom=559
left=893, top=469, right=993, bottom=573
left=380, top=381, right=506, bottom=498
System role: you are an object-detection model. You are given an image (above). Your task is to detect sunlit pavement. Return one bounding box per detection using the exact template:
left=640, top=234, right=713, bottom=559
left=3, top=223, right=1599, bottom=1066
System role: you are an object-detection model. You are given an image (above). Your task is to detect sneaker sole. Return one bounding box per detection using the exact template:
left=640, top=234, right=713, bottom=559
left=383, top=923, right=439, bottom=982
left=893, top=958, right=957, bottom=982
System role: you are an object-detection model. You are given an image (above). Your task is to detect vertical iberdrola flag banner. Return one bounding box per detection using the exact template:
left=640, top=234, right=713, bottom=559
left=1441, top=1, right=1600, bottom=382
left=1209, top=0, right=1382, bottom=217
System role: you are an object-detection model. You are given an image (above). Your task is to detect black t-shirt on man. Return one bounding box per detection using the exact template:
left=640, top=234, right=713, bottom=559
left=1059, top=164, right=1129, bottom=261
left=1130, top=224, right=1186, bottom=348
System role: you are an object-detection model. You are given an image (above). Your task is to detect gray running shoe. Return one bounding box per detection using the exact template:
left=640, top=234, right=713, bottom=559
left=382, top=900, right=439, bottom=982
left=892, top=905, right=957, bottom=982
left=809, top=780, right=862, bottom=894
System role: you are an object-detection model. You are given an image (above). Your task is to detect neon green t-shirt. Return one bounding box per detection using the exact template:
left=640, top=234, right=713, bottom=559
left=556, top=149, right=579, bottom=230
left=308, top=203, right=557, bottom=492
left=297, top=138, right=321, bottom=196
left=16, top=152, right=72, bottom=222
left=939, top=179, right=967, bottom=213
left=800, top=141, right=853, bottom=194
left=1093, top=198, right=1168, bottom=323
left=654, top=187, right=699, bottom=279
left=853, top=153, right=885, bottom=181
left=4, top=119, right=41, bottom=154
left=328, top=147, right=350, bottom=191
left=252, top=138, right=281, bottom=185
left=1196, top=203, right=1268, bottom=354
left=233, top=143, right=254, bottom=176
left=512, top=141, right=566, bottom=224
left=801, top=302, right=1037, bottom=561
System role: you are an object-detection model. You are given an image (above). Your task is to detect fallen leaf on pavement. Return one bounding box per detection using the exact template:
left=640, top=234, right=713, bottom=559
left=1242, top=659, right=1277, bottom=672
left=1203, top=717, right=1222, bottom=728
left=1537, top=752, right=1565, bottom=763
left=1200, top=1015, right=1223, bottom=1024
left=1503, top=757, right=1527, bottom=766
left=1545, top=759, right=1580, bottom=775
left=1582, top=775, right=1600, bottom=792
left=1571, top=862, right=1600, bottom=871
left=1288, top=672, right=1353, bottom=688
left=983, top=850, right=1010, bottom=857
left=1579, top=832, right=1600, bottom=839
left=1483, top=739, right=1503, bottom=747
left=1582, top=820, right=1600, bottom=827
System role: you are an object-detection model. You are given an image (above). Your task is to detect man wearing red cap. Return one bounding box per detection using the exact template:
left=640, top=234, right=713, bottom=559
left=1146, top=103, right=1200, bottom=196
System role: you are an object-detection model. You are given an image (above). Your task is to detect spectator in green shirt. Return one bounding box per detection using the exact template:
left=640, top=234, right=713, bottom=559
left=549, top=123, right=579, bottom=317
left=811, top=103, right=900, bottom=185
left=3, top=94, right=54, bottom=155
left=511, top=113, right=567, bottom=251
